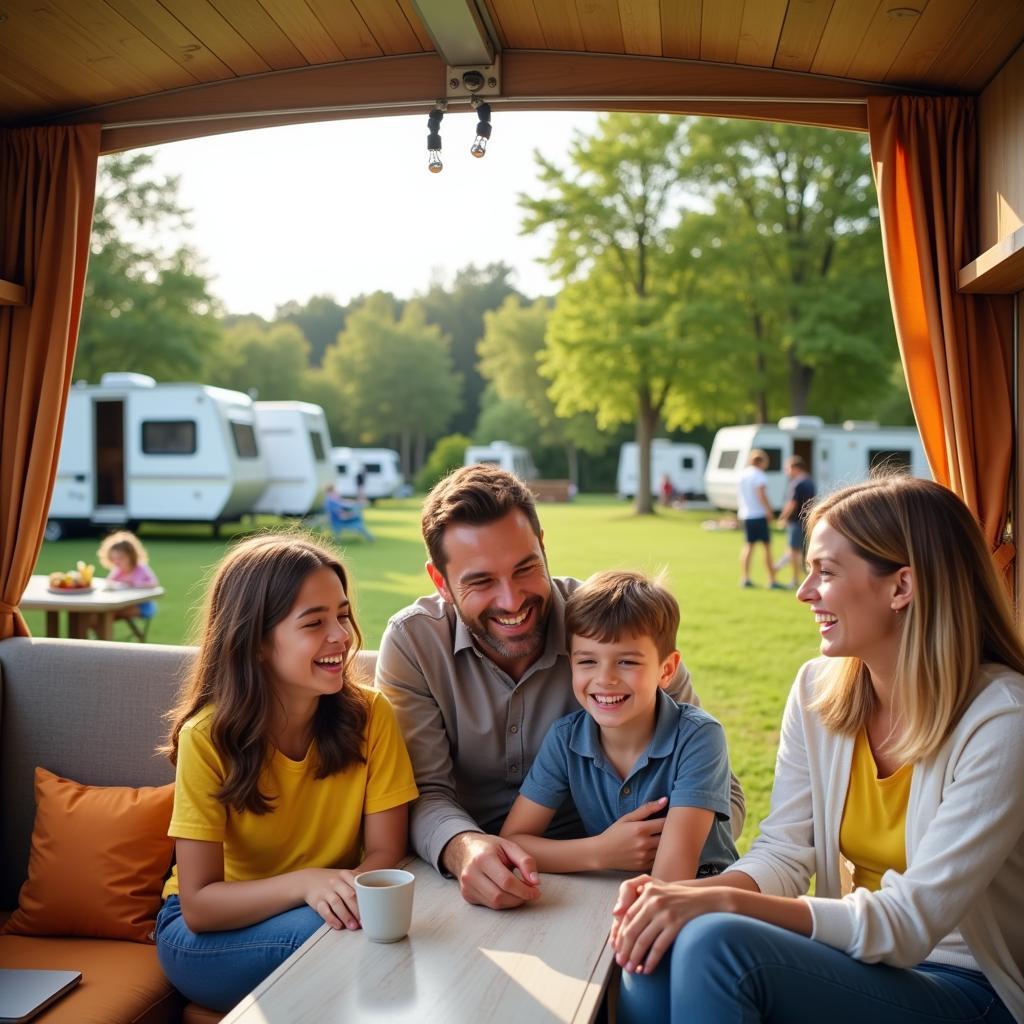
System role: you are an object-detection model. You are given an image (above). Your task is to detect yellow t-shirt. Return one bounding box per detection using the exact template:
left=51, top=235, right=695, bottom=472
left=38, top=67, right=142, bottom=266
left=162, top=688, right=419, bottom=899
left=838, top=727, right=912, bottom=891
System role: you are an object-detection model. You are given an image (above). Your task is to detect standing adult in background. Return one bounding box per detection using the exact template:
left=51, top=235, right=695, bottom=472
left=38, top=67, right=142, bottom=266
left=376, top=465, right=746, bottom=910
left=613, top=476, right=1024, bottom=1024
left=738, top=450, right=783, bottom=590
left=776, top=456, right=817, bottom=587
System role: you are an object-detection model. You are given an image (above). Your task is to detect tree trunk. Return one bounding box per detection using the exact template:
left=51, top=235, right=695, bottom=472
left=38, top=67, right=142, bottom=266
left=564, top=443, right=579, bottom=489
left=414, top=431, right=426, bottom=473
left=400, top=431, right=412, bottom=476
left=634, top=390, right=657, bottom=515
left=753, top=312, right=769, bottom=423
left=787, top=351, right=814, bottom=415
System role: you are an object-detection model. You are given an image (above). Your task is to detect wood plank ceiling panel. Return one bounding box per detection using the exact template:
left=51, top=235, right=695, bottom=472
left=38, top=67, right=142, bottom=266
left=620, top=0, right=662, bottom=56
left=576, top=0, right=625, bottom=54
left=103, top=0, right=235, bottom=82
left=305, top=0, right=382, bottom=59
left=844, top=4, right=923, bottom=83
left=350, top=0, right=424, bottom=54
left=810, top=0, right=879, bottom=78
left=881, top=0, right=975, bottom=85
left=933, top=0, right=1024, bottom=89
left=736, top=0, right=788, bottom=68
left=775, top=0, right=835, bottom=73
left=395, top=0, right=435, bottom=51
left=660, top=0, right=701, bottom=59
left=700, top=0, right=743, bottom=63
left=533, top=0, right=586, bottom=51
left=484, top=0, right=547, bottom=49
left=255, top=0, right=345, bottom=64
left=207, top=0, right=306, bottom=69
left=165, top=1, right=272, bottom=76
left=0, top=51, right=84, bottom=120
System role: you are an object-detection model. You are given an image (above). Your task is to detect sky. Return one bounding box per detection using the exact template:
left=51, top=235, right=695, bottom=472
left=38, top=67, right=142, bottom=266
left=140, top=110, right=600, bottom=319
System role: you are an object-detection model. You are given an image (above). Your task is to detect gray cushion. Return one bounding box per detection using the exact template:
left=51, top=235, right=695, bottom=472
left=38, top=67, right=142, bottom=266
left=0, top=637, right=378, bottom=909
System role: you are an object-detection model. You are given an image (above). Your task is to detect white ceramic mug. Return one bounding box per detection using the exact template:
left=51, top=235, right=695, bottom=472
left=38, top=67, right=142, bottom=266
left=354, top=869, right=415, bottom=943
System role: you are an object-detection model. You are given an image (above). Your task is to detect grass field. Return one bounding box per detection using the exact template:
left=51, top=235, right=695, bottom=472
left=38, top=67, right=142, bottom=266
left=28, top=496, right=822, bottom=853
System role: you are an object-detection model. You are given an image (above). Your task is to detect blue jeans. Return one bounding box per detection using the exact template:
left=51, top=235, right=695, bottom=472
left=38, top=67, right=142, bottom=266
left=155, top=895, right=323, bottom=1011
left=618, top=913, right=1013, bottom=1024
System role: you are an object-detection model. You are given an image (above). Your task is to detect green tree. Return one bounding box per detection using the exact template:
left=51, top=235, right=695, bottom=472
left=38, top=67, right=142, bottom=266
left=521, top=114, right=701, bottom=513
left=418, top=264, right=523, bottom=436
left=75, top=152, right=219, bottom=382
left=415, top=433, right=472, bottom=493
left=298, top=368, right=347, bottom=447
left=323, top=294, right=460, bottom=473
left=477, top=296, right=607, bottom=486
left=275, top=294, right=347, bottom=368
left=203, top=320, right=310, bottom=400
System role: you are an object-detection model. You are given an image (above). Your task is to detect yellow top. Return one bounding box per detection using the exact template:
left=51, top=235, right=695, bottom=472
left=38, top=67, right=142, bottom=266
left=162, top=689, right=419, bottom=899
left=838, top=727, right=912, bottom=891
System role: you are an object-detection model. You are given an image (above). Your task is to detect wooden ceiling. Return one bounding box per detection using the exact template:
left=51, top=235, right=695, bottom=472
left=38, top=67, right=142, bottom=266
left=2, top=0, right=1023, bottom=150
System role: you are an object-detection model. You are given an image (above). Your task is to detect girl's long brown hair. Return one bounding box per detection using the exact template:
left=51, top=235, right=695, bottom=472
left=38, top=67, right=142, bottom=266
left=162, top=533, right=368, bottom=814
left=808, top=475, right=1024, bottom=762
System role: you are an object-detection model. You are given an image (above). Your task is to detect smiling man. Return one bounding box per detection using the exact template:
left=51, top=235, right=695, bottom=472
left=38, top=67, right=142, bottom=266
left=376, top=465, right=745, bottom=909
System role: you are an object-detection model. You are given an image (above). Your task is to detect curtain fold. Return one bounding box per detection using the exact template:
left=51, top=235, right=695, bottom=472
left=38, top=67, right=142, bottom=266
left=867, top=96, right=1016, bottom=579
left=0, top=125, right=101, bottom=639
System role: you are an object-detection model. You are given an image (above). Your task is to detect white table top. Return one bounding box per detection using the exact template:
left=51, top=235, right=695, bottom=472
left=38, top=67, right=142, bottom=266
left=221, top=858, right=622, bottom=1024
left=19, top=574, right=164, bottom=612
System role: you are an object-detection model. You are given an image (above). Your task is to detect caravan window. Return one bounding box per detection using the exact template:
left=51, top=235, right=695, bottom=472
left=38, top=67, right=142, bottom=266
left=868, top=449, right=912, bottom=473
left=230, top=421, right=259, bottom=459
left=681, top=456, right=695, bottom=470
left=309, top=431, right=326, bottom=461
left=718, top=450, right=739, bottom=470
left=762, top=448, right=783, bottom=472
left=335, top=463, right=350, bottom=476
left=141, top=420, right=196, bottom=455
left=363, top=462, right=382, bottom=474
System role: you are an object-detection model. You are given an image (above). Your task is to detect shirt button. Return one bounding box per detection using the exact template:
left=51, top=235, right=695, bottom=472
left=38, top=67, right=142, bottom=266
left=623, top=785, right=631, bottom=795
left=510, top=725, right=518, bottom=734
left=511, top=764, right=519, bottom=773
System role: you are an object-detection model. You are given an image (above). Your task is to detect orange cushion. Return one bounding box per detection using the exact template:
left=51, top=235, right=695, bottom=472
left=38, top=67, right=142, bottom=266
left=1, top=767, right=175, bottom=943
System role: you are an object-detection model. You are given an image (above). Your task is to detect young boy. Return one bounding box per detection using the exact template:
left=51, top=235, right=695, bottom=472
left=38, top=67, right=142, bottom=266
left=501, top=570, right=738, bottom=881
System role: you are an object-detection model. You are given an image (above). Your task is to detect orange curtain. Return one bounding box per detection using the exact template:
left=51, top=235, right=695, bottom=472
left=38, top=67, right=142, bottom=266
left=867, top=97, right=1015, bottom=578
left=0, top=125, right=100, bottom=639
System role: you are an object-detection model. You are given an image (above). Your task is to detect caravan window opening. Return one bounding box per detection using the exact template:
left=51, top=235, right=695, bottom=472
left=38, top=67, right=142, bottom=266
left=230, top=421, right=259, bottom=459
left=335, top=464, right=350, bottom=475
left=762, top=448, right=783, bottom=472
left=682, top=456, right=695, bottom=470
left=309, top=431, right=326, bottom=461
left=363, top=463, right=382, bottom=473
left=868, top=449, right=912, bottom=473
left=718, top=450, right=739, bottom=470
left=141, top=420, right=197, bottom=455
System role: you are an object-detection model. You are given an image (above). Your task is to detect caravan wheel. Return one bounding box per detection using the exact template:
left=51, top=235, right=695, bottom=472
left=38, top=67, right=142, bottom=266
left=44, top=519, right=66, bottom=542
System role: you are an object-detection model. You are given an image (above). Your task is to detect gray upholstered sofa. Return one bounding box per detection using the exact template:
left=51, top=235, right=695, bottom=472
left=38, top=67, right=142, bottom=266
left=0, top=636, right=376, bottom=1024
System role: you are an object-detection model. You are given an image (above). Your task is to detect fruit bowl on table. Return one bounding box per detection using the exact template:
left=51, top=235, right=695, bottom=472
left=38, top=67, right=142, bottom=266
left=47, top=565, right=95, bottom=594
left=47, top=584, right=94, bottom=595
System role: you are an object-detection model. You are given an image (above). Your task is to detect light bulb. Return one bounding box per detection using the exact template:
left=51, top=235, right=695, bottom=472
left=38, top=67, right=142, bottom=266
left=470, top=136, right=488, bottom=158
left=428, top=150, right=443, bottom=173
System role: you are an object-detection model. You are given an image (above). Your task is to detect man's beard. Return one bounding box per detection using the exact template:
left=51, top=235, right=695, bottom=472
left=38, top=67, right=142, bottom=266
left=458, top=594, right=551, bottom=664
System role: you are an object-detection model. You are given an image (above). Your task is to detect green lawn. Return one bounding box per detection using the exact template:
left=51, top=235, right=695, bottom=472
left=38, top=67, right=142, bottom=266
left=28, top=496, right=820, bottom=853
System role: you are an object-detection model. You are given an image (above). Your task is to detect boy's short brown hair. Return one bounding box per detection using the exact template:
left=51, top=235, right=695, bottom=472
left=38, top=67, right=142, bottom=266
left=565, top=570, right=680, bottom=659
left=421, top=464, right=542, bottom=574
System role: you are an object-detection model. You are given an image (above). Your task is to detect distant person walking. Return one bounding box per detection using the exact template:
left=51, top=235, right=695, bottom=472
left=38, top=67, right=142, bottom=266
left=660, top=474, right=675, bottom=508
left=737, top=450, right=782, bottom=589
left=777, top=456, right=817, bottom=586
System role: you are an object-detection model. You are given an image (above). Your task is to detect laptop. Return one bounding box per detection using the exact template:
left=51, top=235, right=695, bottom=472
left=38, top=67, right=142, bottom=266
left=0, top=969, right=81, bottom=1023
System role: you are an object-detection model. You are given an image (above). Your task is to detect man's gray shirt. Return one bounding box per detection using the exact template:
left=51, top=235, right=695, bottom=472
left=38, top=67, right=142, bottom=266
left=376, top=576, right=746, bottom=871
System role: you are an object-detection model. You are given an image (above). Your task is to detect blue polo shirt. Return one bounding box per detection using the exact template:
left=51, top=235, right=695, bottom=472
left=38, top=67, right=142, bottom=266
left=520, top=689, right=738, bottom=871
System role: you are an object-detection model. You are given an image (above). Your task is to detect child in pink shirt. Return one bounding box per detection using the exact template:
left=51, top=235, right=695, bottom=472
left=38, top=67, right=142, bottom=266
left=98, top=530, right=160, bottom=621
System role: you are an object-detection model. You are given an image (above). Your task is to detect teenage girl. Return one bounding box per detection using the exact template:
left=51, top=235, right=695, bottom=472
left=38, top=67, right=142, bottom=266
left=98, top=529, right=159, bottom=621
left=155, top=534, right=419, bottom=1012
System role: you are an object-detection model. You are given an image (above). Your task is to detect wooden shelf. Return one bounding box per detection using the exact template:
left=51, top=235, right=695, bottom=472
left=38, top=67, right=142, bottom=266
left=0, top=278, right=27, bottom=305
left=958, top=226, right=1024, bottom=294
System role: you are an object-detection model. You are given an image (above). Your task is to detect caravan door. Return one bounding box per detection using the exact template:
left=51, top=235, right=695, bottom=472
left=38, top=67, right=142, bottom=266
left=93, top=400, right=127, bottom=523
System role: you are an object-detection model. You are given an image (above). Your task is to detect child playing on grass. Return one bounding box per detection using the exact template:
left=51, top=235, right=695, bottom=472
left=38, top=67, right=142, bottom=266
left=501, top=570, right=738, bottom=882
left=98, top=529, right=160, bottom=623
left=155, top=534, right=419, bottom=1011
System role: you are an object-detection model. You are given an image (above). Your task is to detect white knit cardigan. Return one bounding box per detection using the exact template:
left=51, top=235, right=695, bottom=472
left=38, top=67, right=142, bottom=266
left=728, top=659, right=1024, bottom=1022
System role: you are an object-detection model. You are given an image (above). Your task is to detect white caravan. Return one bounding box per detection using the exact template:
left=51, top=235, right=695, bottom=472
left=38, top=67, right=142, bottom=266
left=464, top=441, right=538, bottom=480
left=704, top=416, right=929, bottom=511
left=617, top=440, right=707, bottom=499
left=46, top=373, right=268, bottom=540
left=251, top=402, right=334, bottom=517
left=332, top=447, right=404, bottom=501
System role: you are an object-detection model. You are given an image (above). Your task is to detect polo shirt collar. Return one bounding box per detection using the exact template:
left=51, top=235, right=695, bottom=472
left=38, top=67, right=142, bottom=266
left=569, top=688, right=679, bottom=766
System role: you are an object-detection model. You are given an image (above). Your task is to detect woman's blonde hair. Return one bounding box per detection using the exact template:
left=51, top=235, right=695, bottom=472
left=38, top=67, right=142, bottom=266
left=161, top=532, right=367, bottom=814
left=808, top=475, right=1024, bottom=762
left=98, top=530, right=148, bottom=569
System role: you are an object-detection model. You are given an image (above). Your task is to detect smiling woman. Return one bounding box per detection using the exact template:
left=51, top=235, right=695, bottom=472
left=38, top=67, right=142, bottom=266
left=613, top=475, right=1024, bottom=1024
left=153, top=533, right=418, bottom=1012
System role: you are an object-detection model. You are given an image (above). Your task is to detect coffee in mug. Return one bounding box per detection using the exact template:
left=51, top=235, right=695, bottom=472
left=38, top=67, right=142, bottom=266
left=354, top=869, right=415, bottom=943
